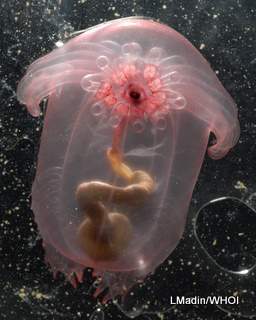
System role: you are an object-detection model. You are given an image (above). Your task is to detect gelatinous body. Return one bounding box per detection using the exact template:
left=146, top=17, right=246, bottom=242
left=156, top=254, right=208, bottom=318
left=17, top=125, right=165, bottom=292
left=17, top=17, right=240, bottom=299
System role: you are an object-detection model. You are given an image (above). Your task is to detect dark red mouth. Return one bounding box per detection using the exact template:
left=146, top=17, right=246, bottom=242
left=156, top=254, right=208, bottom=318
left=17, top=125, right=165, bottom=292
left=129, top=90, right=141, bottom=101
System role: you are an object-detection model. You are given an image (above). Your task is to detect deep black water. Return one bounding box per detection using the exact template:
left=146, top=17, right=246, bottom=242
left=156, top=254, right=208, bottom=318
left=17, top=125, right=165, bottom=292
left=0, top=0, right=255, bottom=319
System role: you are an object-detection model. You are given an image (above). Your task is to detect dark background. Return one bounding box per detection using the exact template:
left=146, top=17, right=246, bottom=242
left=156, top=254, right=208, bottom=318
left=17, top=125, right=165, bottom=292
left=0, top=0, right=256, bottom=319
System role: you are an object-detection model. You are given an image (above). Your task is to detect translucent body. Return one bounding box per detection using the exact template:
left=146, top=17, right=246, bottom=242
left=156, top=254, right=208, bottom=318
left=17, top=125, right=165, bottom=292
left=17, top=17, right=240, bottom=298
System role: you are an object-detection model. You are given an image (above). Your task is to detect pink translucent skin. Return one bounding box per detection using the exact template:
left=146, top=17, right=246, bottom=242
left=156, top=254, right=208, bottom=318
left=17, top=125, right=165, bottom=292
left=17, top=17, right=240, bottom=299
